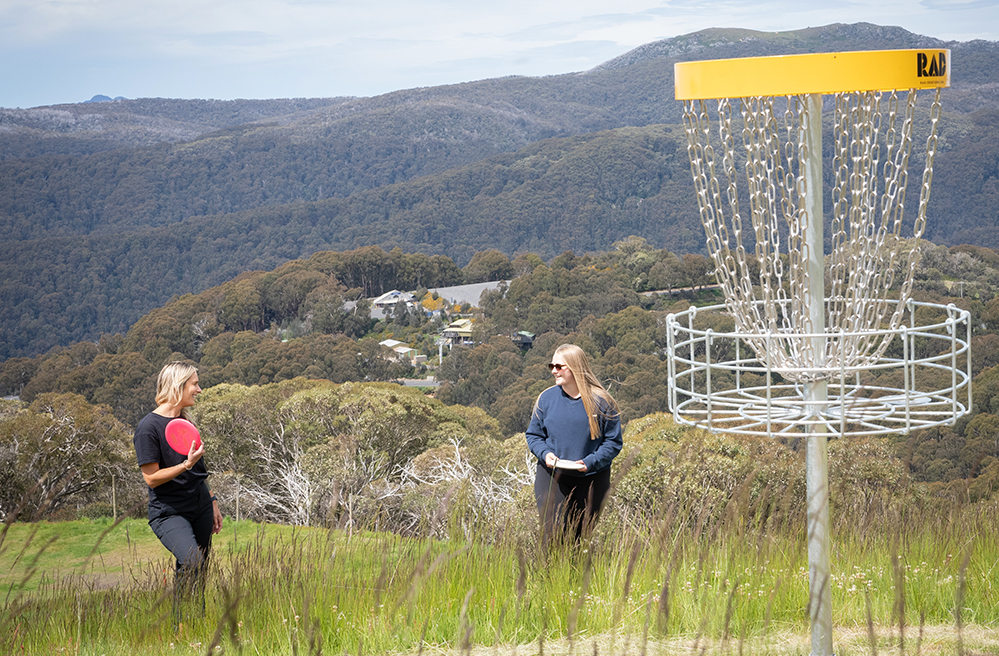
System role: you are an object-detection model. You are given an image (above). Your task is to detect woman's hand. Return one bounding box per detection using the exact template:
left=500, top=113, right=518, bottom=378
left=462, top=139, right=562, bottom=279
left=185, top=440, right=205, bottom=469
left=543, top=453, right=587, bottom=471
left=212, top=499, right=223, bottom=534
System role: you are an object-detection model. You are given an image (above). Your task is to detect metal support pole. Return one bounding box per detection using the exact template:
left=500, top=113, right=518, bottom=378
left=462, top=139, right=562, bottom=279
left=803, top=92, right=833, bottom=656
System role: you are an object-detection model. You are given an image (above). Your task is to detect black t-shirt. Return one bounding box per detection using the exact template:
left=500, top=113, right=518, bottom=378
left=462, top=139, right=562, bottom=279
left=133, top=411, right=209, bottom=520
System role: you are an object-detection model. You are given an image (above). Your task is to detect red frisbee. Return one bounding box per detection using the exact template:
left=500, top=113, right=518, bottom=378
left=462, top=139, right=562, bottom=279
left=165, top=418, right=202, bottom=456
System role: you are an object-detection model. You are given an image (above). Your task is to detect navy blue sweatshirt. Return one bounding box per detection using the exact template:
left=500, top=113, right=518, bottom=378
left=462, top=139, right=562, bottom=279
left=525, top=385, right=623, bottom=476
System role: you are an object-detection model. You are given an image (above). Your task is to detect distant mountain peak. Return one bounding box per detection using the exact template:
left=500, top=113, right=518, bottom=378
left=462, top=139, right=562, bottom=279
left=83, top=94, right=127, bottom=103
left=593, top=22, right=949, bottom=71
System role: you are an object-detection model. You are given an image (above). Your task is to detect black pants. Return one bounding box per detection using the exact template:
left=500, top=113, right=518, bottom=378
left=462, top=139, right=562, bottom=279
left=150, top=501, right=214, bottom=622
left=534, top=463, right=611, bottom=546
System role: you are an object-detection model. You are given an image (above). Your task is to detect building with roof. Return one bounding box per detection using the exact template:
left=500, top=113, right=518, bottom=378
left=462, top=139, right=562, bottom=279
left=512, top=331, right=535, bottom=349
left=378, top=338, right=421, bottom=364
left=370, top=290, right=418, bottom=319
left=441, top=318, right=474, bottom=346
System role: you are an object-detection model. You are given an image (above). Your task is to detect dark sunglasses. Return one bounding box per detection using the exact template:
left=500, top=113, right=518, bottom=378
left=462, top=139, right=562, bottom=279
left=548, top=363, right=569, bottom=372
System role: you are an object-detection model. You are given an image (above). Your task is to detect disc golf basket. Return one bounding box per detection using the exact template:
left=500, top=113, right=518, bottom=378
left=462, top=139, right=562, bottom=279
left=668, top=50, right=970, bottom=656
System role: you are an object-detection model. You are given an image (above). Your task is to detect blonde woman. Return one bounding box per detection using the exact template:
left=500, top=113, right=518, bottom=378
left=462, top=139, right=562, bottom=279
left=133, top=362, right=222, bottom=616
left=526, top=344, right=622, bottom=544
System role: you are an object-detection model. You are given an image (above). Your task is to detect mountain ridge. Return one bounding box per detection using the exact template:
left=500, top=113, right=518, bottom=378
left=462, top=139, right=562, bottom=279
left=4, top=23, right=996, bottom=160
left=596, top=23, right=946, bottom=69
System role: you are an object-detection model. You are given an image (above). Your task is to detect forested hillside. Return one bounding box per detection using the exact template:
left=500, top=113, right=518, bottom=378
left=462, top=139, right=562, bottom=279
left=0, top=97, right=355, bottom=160
left=1, top=23, right=998, bottom=361
left=0, top=126, right=700, bottom=359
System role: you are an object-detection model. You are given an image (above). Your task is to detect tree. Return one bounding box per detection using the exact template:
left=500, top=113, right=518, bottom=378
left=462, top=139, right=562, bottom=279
left=512, top=252, right=544, bottom=276
left=680, top=253, right=712, bottom=291
left=341, top=246, right=395, bottom=296
left=648, top=250, right=684, bottom=293
left=262, top=265, right=325, bottom=322
left=961, top=413, right=999, bottom=476
left=591, top=305, right=656, bottom=353
left=0, top=394, right=133, bottom=520
left=972, top=364, right=999, bottom=416
left=463, top=249, right=514, bottom=283
left=0, top=357, right=39, bottom=397
left=303, top=279, right=371, bottom=337
left=85, top=351, right=159, bottom=426
left=613, top=235, right=652, bottom=256
left=219, top=277, right=265, bottom=332
left=193, top=378, right=327, bottom=524
left=195, top=379, right=477, bottom=528
left=550, top=251, right=582, bottom=270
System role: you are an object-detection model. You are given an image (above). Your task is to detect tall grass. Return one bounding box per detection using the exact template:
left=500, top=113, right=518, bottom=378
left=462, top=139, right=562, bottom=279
left=3, top=486, right=998, bottom=655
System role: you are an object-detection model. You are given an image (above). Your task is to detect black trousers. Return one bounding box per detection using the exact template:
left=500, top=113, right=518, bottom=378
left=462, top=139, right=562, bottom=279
left=149, top=501, right=214, bottom=623
left=534, top=462, right=611, bottom=546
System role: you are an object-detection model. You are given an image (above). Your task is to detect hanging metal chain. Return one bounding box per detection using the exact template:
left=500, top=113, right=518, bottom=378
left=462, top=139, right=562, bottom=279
left=681, top=87, right=942, bottom=381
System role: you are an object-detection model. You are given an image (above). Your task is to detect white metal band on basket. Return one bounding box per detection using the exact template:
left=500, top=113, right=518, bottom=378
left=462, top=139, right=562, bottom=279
left=666, top=299, right=972, bottom=438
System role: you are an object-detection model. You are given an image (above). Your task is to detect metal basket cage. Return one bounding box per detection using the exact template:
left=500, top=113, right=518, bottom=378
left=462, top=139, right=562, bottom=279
left=666, top=298, right=971, bottom=437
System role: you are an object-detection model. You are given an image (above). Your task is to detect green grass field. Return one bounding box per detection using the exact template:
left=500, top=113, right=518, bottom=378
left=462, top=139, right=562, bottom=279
left=2, top=509, right=997, bottom=656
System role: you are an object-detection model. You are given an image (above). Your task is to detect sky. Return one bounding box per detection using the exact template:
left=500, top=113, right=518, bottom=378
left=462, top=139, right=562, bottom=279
left=1, top=0, right=998, bottom=109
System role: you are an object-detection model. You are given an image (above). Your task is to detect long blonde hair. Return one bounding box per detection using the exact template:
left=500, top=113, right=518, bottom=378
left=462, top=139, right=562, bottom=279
left=546, top=344, right=620, bottom=440
left=155, top=361, right=198, bottom=420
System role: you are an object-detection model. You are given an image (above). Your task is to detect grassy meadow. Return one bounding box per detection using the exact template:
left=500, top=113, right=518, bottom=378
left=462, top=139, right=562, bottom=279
left=2, top=492, right=998, bottom=656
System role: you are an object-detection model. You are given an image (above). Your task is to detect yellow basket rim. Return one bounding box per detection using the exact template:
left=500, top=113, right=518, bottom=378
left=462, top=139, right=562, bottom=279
left=675, top=49, right=950, bottom=100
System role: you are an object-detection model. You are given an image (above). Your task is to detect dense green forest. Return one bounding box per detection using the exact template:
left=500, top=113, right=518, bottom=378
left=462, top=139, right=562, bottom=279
left=4, top=238, right=999, bottom=524
left=1, top=23, right=997, bottom=359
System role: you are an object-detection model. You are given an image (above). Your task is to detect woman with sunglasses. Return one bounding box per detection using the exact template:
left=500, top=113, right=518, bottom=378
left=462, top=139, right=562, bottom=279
left=526, top=344, right=622, bottom=545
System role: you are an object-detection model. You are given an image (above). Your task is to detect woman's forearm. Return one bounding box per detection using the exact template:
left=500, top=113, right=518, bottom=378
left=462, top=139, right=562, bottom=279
left=140, top=459, right=194, bottom=488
